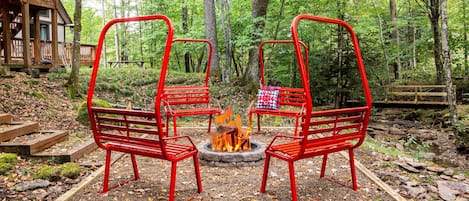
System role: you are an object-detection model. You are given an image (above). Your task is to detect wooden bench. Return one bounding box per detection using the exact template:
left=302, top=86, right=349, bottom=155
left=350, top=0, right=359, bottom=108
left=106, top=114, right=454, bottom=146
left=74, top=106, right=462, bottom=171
left=108, top=60, right=145, bottom=68
left=163, top=86, right=221, bottom=137
left=249, top=40, right=309, bottom=136
left=87, top=15, right=202, bottom=201
left=163, top=38, right=221, bottom=137
left=260, top=15, right=372, bottom=201
left=375, top=85, right=451, bottom=106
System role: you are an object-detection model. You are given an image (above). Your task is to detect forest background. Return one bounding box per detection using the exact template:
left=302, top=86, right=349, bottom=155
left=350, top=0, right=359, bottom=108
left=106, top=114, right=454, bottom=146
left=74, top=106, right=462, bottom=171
left=61, top=0, right=469, bottom=146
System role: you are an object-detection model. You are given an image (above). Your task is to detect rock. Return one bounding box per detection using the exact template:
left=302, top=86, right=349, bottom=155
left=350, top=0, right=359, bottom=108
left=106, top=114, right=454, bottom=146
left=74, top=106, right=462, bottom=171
left=31, top=189, right=48, bottom=200
left=395, top=162, right=420, bottom=173
left=437, top=180, right=469, bottom=201
left=406, top=161, right=426, bottom=169
left=400, top=184, right=426, bottom=198
left=440, top=175, right=454, bottom=180
left=395, top=143, right=405, bottom=151
left=426, top=166, right=445, bottom=174
left=453, top=174, right=466, bottom=181
left=444, top=169, right=455, bottom=176
left=422, top=152, right=437, bottom=160
left=389, top=127, right=406, bottom=135
left=14, top=179, right=51, bottom=191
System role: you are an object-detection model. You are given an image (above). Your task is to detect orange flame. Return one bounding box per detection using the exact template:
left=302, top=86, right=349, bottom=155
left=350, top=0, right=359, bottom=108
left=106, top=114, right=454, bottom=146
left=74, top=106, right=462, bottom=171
left=211, top=108, right=251, bottom=152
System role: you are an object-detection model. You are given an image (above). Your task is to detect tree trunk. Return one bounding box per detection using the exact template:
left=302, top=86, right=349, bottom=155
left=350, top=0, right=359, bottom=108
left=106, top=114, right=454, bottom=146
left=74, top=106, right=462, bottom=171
left=390, top=0, right=402, bottom=80
left=101, top=0, right=107, bottom=67
left=372, top=0, right=390, bottom=84
left=464, top=0, right=468, bottom=76
left=220, top=0, right=232, bottom=83
left=246, top=0, right=268, bottom=86
left=440, top=0, right=457, bottom=132
left=335, top=0, right=345, bottom=108
left=421, top=0, right=444, bottom=83
left=204, top=0, right=220, bottom=76
left=66, top=0, right=82, bottom=98
left=112, top=0, right=120, bottom=65
left=183, top=0, right=191, bottom=73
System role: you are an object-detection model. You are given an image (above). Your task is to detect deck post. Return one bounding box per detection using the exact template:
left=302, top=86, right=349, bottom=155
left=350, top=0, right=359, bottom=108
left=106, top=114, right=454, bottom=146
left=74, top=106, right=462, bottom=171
left=33, top=10, right=41, bottom=65
left=1, top=7, right=12, bottom=64
left=51, top=6, right=59, bottom=68
left=21, top=2, right=32, bottom=69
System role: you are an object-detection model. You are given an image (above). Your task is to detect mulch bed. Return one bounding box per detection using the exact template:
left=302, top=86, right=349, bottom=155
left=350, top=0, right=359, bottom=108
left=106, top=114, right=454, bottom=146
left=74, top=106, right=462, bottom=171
left=70, top=128, right=394, bottom=201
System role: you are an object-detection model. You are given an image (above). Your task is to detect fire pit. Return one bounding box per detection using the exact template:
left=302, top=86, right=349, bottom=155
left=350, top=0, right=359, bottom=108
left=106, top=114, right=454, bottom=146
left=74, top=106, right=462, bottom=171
left=197, top=141, right=265, bottom=167
left=197, top=108, right=265, bottom=167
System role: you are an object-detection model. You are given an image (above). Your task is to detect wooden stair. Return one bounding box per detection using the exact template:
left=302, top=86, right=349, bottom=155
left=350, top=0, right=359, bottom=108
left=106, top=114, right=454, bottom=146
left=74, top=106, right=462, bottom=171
left=0, top=113, right=97, bottom=163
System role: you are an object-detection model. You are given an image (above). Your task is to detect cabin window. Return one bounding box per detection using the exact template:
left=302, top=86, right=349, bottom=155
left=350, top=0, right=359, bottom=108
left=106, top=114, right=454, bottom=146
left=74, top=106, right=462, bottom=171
left=39, top=10, right=50, bottom=18
left=40, top=24, right=49, bottom=41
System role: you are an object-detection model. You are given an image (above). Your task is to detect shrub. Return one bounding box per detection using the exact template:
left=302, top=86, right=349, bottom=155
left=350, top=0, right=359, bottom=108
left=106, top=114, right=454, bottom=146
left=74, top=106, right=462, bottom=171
left=34, top=165, right=61, bottom=181
left=76, top=99, right=112, bottom=126
left=59, top=162, right=82, bottom=179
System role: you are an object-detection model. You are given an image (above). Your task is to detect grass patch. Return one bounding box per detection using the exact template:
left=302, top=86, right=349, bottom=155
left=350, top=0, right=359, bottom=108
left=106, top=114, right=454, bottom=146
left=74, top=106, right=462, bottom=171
left=362, top=137, right=406, bottom=158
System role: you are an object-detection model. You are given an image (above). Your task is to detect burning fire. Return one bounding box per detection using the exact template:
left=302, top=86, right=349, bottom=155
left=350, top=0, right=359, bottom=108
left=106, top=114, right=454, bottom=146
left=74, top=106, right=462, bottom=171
left=210, top=108, right=252, bottom=152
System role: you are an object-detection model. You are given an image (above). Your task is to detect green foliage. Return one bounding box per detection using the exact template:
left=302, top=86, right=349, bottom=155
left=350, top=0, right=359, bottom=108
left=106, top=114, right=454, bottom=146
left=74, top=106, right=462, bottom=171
left=0, top=153, right=18, bottom=175
left=77, top=99, right=112, bottom=126
left=34, top=165, right=61, bottom=181
left=59, top=162, right=82, bottom=179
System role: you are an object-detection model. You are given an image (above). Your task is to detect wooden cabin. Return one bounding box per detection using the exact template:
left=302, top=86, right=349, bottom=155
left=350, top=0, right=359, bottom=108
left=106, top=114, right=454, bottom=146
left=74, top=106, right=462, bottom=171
left=0, top=0, right=96, bottom=70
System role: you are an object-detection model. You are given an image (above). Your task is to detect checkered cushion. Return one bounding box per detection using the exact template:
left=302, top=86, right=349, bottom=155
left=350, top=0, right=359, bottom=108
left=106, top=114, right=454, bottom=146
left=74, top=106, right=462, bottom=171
left=256, top=86, right=280, bottom=110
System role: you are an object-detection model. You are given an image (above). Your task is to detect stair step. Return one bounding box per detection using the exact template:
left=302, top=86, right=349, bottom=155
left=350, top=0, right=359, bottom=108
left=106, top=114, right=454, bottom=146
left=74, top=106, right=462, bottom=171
left=0, top=121, right=39, bottom=142
left=32, top=135, right=98, bottom=163
left=0, top=114, right=12, bottom=124
left=0, top=130, right=68, bottom=155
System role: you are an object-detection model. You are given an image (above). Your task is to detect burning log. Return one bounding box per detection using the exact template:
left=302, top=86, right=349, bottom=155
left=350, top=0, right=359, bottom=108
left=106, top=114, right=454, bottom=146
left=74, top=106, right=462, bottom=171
left=210, top=108, right=251, bottom=152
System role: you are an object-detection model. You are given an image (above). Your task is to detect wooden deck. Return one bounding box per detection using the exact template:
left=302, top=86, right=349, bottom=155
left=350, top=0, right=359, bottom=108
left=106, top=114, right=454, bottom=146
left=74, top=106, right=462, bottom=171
left=373, top=85, right=452, bottom=108
left=1, top=39, right=96, bottom=68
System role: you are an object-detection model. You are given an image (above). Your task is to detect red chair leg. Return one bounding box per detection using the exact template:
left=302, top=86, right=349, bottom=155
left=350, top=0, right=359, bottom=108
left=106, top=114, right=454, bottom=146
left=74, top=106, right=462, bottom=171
left=130, top=154, right=140, bottom=180
left=349, top=149, right=359, bottom=191
left=320, top=154, right=328, bottom=178
left=193, top=155, right=203, bottom=193
left=101, top=150, right=112, bottom=194
left=172, top=116, right=178, bottom=138
left=288, top=161, right=298, bottom=201
left=293, top=116, right=300, bottom=136
left=207, top=114, right=212, bottom=133
left=257, top=114, right=261, bottom=132
left=260, top=154, right=271, bottom=193
left=169, top=161, right=177, bottom=201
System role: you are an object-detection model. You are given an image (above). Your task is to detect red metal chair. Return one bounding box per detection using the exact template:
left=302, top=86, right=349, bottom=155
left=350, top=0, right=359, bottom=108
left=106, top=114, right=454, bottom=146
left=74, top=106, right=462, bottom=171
left=162, top=39, right=221, bottom=137
left=87, top=15, right=202, bottom=201
left=248, top=40, right=309, bottom=136
left=260, top=15, right=372, bottom=201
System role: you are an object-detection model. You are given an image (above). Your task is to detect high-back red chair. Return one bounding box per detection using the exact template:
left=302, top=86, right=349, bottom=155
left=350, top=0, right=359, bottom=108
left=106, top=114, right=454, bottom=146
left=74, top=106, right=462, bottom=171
left=162, top=39, right=221, bottom=138
left=249, top=40, right=309, bottom=136
left=87, top=15, right=202, bottom=201
left=260, top=15, right=372, bottom=201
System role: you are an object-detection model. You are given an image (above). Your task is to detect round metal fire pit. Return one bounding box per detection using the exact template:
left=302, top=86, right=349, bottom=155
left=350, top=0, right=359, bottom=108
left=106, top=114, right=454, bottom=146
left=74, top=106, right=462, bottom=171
left=197, top=141, right=266, bottom=167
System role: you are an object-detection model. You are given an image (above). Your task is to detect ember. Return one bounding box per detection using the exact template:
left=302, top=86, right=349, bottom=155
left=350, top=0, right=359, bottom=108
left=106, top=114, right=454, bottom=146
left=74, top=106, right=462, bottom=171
left=210, top=108, right=252, bottom=152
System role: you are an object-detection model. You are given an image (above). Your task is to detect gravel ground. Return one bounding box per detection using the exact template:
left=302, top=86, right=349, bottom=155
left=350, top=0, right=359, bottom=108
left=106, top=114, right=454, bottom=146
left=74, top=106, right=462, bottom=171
left=71, top=128, right=394, bottom=201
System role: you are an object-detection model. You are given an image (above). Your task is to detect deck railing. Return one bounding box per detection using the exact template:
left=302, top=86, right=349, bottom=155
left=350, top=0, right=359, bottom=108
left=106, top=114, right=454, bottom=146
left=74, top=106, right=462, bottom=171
left=2, top=38, right=96, bottom=67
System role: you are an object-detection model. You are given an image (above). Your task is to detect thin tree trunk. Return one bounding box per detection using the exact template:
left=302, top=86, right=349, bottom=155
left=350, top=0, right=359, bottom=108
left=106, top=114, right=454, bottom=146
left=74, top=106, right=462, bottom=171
left=204, top=0, right=220, bottom=76
left=101, top=0, right=107, bottom=67
left=390, top=0, right=402, bottom=79
left=440, top=0, right=457, bottom=131
left=246, top=0, right=268, bottom=86
left=66, top=0, right=82, bottom=98
left=335, top=0, right=345, bottom=108
left=112, top=0, right=120, bottom=65
left=372, top=0, right=390, bottom=84
left=220, top=0, right=232, bottom=83
left=464, top=0, right=468, bottom=76
left=272, top=0, right=285, bottom=40
left=420, top=0, right=444, bottom=83
left=183, top=0, right=191, bottom=73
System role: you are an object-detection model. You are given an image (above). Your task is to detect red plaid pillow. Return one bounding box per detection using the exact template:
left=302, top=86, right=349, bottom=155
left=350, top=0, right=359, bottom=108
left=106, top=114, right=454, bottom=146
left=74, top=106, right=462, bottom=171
left=256, top=86, right=280, bottom=110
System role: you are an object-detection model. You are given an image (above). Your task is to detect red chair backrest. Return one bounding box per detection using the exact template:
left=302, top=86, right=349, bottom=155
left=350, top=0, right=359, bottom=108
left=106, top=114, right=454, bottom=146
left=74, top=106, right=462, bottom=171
left=290, top=14, right=372, bottom=149
left=87, top=15, right=174, bottom=154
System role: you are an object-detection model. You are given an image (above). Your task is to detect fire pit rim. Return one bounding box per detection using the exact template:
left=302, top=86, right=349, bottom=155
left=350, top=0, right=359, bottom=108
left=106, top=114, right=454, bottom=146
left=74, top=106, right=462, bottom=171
left=197, top=141, right=266, bottom=167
